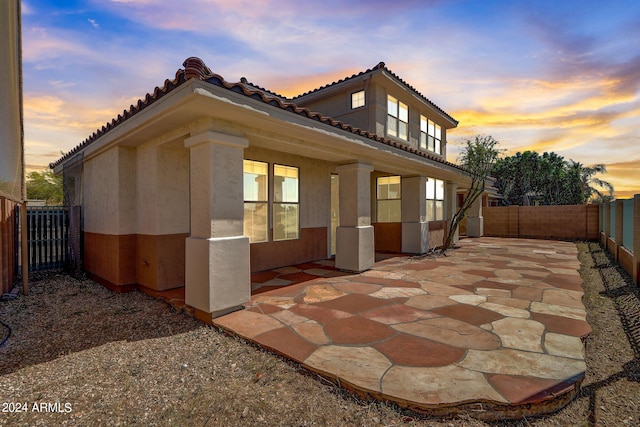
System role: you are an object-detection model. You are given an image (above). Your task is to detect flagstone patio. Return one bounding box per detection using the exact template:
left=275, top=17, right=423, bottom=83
left=214, top=237, right=591, bottom=420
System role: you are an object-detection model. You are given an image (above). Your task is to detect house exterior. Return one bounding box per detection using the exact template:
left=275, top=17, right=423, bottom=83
left=52, top=57, right=482, bottom=320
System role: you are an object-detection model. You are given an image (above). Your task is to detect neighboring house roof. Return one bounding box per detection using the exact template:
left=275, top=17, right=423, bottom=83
left=292, top=62, right=459, bottom=127
left=50, top=57, right=464, bottom=172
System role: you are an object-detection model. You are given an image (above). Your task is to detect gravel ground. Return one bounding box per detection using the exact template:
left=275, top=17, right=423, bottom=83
left=0, top=242, right=638, bottom=426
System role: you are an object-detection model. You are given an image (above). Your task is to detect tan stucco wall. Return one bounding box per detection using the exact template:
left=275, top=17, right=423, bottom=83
left=82, top=142, right=189, bottom=290
left=83, top=147, right=136, bottom=235
left=296, top=82, right=371, bottom=131
left=136, top=142, right=189, bottom=236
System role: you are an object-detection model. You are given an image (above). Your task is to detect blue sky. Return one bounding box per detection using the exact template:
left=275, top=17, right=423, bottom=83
left=21, top=0, right=640, bottom=197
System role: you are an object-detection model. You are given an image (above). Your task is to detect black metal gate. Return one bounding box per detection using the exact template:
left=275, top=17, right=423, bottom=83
left=16, top=206, right=69, bottom=272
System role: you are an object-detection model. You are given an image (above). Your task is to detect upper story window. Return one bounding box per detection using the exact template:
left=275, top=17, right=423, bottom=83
left=427, top=120, right=442, bottom=154
left=420, top=116, right=428, bottom=151
left=377, top=176, right=401, bottom=222
left=387, top=95, right=408, bottom=141
left=420, top=117, right=442, bottom=155
left=351, top=90, right=365, bottom=109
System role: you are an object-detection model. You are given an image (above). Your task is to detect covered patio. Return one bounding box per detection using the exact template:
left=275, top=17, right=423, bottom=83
left=212, top=237, right=591, bottom=419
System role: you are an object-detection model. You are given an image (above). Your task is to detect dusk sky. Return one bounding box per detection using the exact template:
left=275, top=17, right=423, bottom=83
left=21, top=0, right=640, bottom=198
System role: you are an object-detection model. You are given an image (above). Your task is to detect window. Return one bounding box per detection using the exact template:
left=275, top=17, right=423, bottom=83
left=351, top=90, right=365, bottom=109
left=426, top=178, right=445, bottom=221
left=420, top=116, right=442, bottom=154
left=273, top=164, right=299, bottom=241
left=387, top=95, right=408, bottom=140
left=427, top=119, right=442, bottom=154
left=420, top=115, right=428, bottom=150
left=243, top=160, right=269, bottom=243
left=377, top=176, right=401, bottom=222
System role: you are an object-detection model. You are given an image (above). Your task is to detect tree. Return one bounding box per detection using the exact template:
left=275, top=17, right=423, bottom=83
left=26, top=170, right=63, bottom=205
left=442, top=135, right=502, bottom=252
left=568, top=161, right=614, bottom=203
left=492, top=151, right=613, bottom=205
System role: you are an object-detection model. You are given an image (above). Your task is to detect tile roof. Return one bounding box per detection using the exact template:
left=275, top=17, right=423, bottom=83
left=50, top=57, right=463, bottom=172
left=292, top=62, right=459, bottom=126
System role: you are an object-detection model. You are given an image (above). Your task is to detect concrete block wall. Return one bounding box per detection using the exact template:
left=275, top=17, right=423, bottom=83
left=484, top=204, right=599, bottom=241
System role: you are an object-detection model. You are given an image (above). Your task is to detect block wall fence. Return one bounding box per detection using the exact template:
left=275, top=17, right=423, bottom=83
left=599, top=195, right=640, bottom=284
left=482, top=198, right=640, bottom=284
left=483, top=204, right=600, bottom=241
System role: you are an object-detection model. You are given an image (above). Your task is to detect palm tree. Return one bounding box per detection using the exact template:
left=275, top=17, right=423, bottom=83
left=568, top=161, right=614, bottom=203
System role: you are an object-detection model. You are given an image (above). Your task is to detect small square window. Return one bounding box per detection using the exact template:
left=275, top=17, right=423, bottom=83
left=351, top=90, right=365, bottom=109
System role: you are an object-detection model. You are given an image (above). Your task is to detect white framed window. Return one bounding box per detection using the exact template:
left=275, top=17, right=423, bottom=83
left=351, top=90, right=365, bottom=109
left=426, top=178, right=445, bottom=221
left=377, top=176, right=401, bottom=222
left=273, top=164, right=299, bottom=241
left=243, top=160, right=269, bottom=243
left=429, top=119, right=442, bottom=154
left=387, top=95, right=408, bottom=140
left=420, top=115, right=428, bottom=150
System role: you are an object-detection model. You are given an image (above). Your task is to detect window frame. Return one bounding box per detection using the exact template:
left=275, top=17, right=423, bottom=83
left=243, top=159, right=269, bottom=243
left=376, top=176, right=402, bottom=223
left=351, top=90, right=365, bottom=109
left=429, top=119, right=442, bottom=154
left=420, top=115, right=428, bottom=150
left=273, top=163, right=300, bottom=241
left=387, top=95, right=408, bottom=141
left=243, top=160, right=301, bottom=243
left=426, top=177, right=445, bottom=222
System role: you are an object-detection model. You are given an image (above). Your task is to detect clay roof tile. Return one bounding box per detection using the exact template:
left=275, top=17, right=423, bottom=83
left=50, top=57, right=463, bottom=172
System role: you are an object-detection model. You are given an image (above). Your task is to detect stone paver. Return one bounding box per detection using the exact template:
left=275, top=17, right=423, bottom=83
left=213, top=238, right=592, bottom=419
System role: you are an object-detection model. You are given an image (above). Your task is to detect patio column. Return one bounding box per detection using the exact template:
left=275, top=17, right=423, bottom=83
left=401, top=176, right=428, bottom=254
left=467, top=194, right=483, bottom=237
left=184, top=130, right=250, bottom=321
left=335, top=162, right=374, bottom=272
left=446, top=181, right=459, bottom=245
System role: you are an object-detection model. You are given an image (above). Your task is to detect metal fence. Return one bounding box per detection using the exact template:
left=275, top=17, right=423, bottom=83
left=16, top=206, right=69, bottom=272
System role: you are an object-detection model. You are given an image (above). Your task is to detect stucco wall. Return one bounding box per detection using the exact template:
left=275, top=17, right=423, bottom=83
left=136, top=142, right=189, bottom=236
left=83, top=147, right=136, bottom=235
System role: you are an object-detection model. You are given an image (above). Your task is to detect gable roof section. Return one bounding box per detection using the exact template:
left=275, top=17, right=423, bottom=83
left=292, top=62, right=458, bottom=126
left=50, top=57, right=463, bottom=172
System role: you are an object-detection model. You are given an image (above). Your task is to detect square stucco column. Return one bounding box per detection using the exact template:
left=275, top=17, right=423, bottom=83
left=335, top=163, right=374, bottom=272
left=401, top=176, right=428, bottom=254
left=184, top=131, right=250, bottom=319
left=446, top=182, right=459, bottom=245
left=467, top=194, right=484, bottom=237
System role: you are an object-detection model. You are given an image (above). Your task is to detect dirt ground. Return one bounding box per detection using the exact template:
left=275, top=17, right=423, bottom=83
left=0, top=242, right=638, bottom=426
